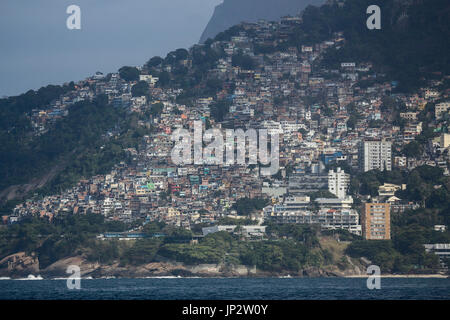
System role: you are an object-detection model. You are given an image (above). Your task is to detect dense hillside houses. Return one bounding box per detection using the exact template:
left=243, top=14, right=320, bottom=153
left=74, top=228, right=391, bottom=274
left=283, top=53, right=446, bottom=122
left=4, top=14, right=450, bottom=246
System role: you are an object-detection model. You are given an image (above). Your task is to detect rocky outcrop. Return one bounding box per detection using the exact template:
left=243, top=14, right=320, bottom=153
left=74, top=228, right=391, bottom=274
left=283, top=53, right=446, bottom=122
left=42, top=256, right=100, bottom=278
left=37, top=257, right=259, bottom=278
left=200, top=0, right=326, bottom=43
left=1, top=252, right=364, bottom=278
left=320, top=257, right=365, bottom=277
left=41, top=260, right=259, bottom=278
left=0, top=252, right=40, bottom=277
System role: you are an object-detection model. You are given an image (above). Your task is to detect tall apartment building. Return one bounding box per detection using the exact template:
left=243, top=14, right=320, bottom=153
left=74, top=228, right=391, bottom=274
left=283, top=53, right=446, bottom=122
left=359, top=139, right=392, bottom=172
left=440, top=133, right=450, bottom=149
left=435, top=101, right=450, bottom=119
left=328, top=167, right=350, bottom=199
left=362, top=202, right=391, bottom=240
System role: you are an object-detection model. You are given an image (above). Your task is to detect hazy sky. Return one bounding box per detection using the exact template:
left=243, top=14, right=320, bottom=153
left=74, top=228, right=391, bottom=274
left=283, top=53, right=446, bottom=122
left=0, top=0, right=222, bottom=97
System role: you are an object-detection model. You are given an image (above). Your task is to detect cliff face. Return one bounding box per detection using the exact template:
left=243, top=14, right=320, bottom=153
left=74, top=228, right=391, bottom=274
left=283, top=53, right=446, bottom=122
left=199, top=0, right=326, bottom=43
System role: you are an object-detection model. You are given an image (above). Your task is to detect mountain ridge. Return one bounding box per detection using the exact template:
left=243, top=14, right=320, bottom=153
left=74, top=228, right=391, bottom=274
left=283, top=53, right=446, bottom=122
left=199, top=0, right=326, bottom=43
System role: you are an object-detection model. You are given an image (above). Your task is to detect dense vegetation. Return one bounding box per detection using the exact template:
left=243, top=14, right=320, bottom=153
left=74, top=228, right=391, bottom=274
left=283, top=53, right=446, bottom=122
left=0, top=213, right=132, bottom=268
left=232, top=197, right=270, bottom=215
left=118, top=66, right=140, bottom=82
left=311, top=0, right=450, bottom=92
left=1, top=206, right=447, bottom=274
left=229, top=0, right=450, bottom=92
left=0, top=84, right=74, bottom=188
left=346, top=166, right=450, bottom=273
left=0, top=93, right=149, bottom=214
left=323, top=161, right=450, bottom=273
left=0, top=215, right=340, bottom=273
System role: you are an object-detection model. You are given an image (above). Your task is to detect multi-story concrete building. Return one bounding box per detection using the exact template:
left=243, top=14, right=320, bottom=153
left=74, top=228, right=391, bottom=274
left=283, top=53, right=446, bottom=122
left=399, top=112, right=418, bottom=121
left=288, top=173, right=328, bottom=195
left=424, top=244, right=450, bottom=269
left=359, top=139, right=392, bottom=172
left=202, top=225, right=236, bottom=236
left=266, top=208, right=361, bottom=235
left=394, top=156, right=407, bottom=168
left=315, top=196, right=353, bottom=210
left=377, top=183, right=403, bottom=197
left=362, top=202, right=391, bottom=240
left=435, top=101, right=450, bottom=119
left=201, top=225, right=266, bottom=238
left=440, top=133, right=450, bottom=149
left=328, top=167, right=350, bottom=199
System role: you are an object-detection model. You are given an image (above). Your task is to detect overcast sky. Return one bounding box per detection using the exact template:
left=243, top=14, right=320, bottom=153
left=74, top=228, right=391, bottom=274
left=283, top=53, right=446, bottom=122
left=0, top=0, right=222, bottom=97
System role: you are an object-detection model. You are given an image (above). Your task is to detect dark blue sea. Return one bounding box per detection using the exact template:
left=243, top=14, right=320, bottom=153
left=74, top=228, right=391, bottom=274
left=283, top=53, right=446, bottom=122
left=0, top=277, right=449, bottom=300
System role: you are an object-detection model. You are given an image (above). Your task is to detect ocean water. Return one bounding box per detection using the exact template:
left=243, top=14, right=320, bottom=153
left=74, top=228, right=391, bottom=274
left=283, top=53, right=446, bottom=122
left=0, top=277, right=449, bottom=300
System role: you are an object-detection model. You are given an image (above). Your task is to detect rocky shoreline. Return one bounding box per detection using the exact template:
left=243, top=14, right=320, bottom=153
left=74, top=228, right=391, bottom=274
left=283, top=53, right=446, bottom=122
left=0, top=251, right=363, bottom=279
left=1, top=252, right=447, bottom=279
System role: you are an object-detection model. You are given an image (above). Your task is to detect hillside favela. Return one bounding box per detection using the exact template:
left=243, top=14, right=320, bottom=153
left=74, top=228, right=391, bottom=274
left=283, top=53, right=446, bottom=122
left=0, top=0, right=450, bottom=284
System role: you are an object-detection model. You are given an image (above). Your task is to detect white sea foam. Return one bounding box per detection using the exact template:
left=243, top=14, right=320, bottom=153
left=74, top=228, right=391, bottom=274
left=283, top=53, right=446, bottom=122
left=16, top=274, right=44, bottom=280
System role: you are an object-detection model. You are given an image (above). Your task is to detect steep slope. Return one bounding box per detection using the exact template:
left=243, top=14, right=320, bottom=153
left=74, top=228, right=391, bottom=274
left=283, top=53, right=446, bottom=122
left=304, top=0, right=450, bottom=91
left=199, top=0, right=326, bottom=43
left=206, top=0, right=449, bottom=91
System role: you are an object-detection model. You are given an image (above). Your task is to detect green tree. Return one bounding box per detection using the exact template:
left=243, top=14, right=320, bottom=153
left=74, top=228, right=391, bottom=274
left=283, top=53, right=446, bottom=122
left=402, top=141, right=423, bottom=158
left=118, top=66, right=140, bottom=82
left=146, top=56, right=164, bottom=68
left=131, top=81, right=149, bottom=97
